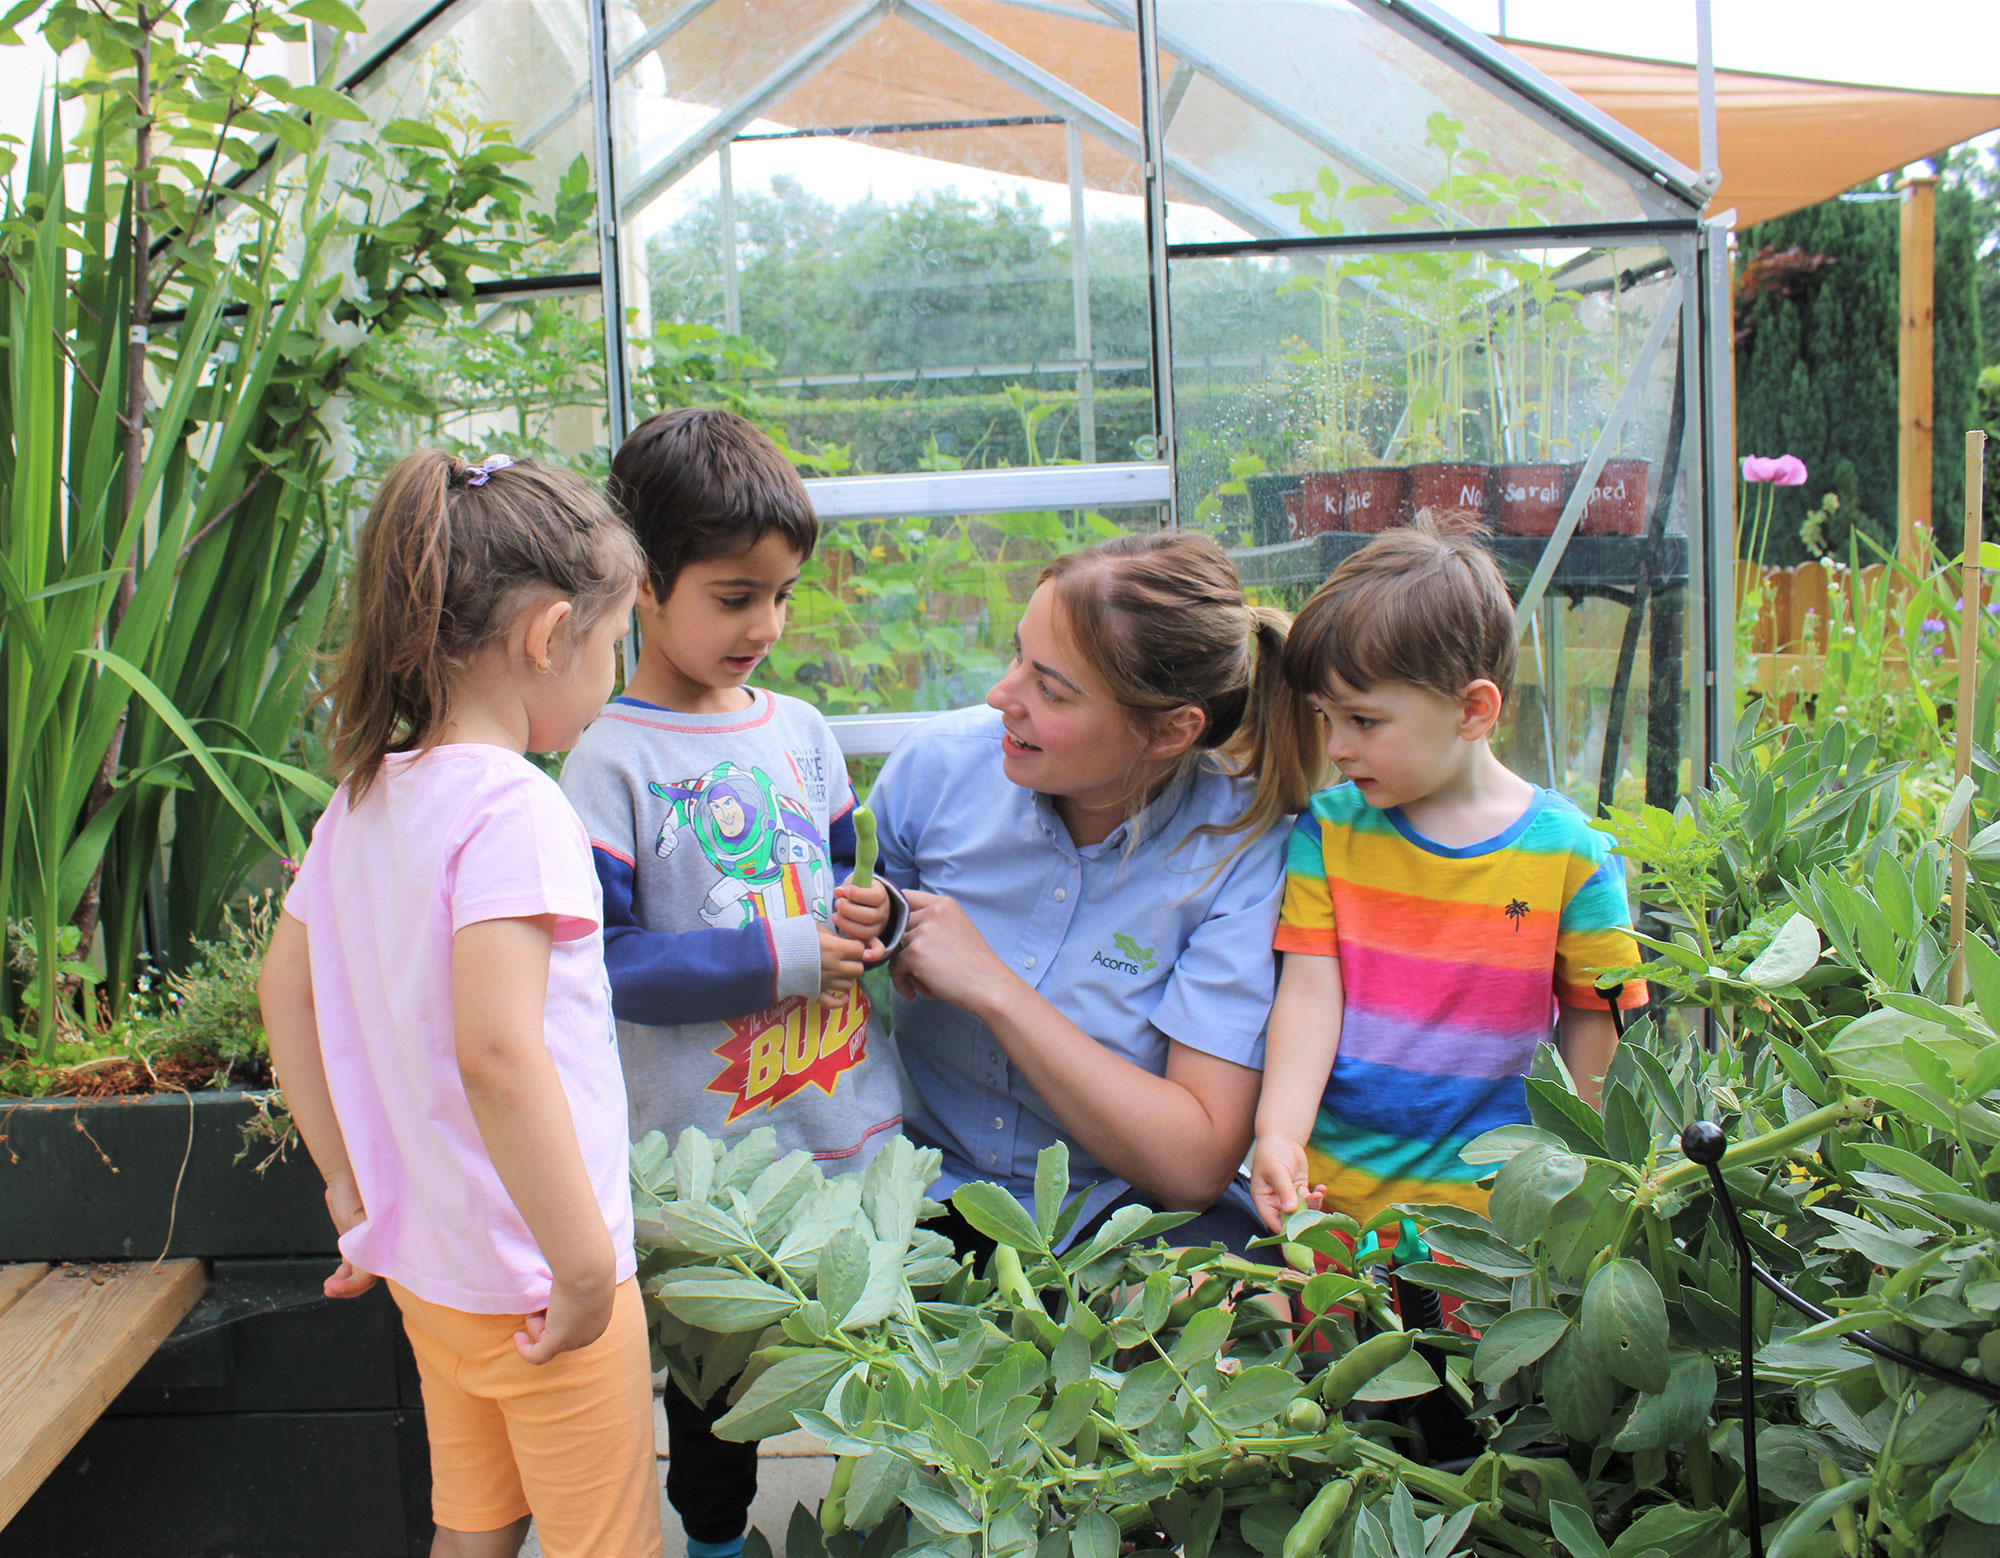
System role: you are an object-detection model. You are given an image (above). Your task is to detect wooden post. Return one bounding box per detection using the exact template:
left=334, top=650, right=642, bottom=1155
left=1898, top=175, right=1939, bottom=574
left=1949, top=428, right=1988, bottom=1006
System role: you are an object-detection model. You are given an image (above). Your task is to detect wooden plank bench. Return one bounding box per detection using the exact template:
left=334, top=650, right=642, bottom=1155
left=0, top=1259, right=203, bottom=1529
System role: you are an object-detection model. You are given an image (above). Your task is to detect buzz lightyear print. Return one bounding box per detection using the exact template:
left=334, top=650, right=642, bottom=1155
left=649, top=761, right=832, bottom=929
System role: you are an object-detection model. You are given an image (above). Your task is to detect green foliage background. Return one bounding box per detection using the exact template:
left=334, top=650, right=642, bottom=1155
left=1734, top=181, right=1987, bottom=564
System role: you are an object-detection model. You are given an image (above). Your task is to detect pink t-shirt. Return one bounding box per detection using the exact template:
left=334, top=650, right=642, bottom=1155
left=285, top=743, right=637, bottom=1314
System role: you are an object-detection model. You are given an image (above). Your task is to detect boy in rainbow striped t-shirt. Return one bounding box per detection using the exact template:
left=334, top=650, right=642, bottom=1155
left=1249, top=523, right=1647, bottom=1233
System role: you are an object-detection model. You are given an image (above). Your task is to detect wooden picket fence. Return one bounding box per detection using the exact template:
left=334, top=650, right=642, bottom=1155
left=1735, top=560, right=1909, bottom=692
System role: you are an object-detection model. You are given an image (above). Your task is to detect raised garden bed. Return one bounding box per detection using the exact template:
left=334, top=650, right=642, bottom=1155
left=0, top=1089, right=432, bottom=1557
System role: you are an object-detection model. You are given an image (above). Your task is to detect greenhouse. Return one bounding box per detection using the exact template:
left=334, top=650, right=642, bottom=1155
left=336, top=0, right=1730, bottom=806
left=9, top=3, right=2000, bottom=1558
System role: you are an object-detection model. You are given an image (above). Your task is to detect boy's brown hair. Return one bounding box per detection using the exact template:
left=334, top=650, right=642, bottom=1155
left=607, top=407, right=817, bottom=595
left=1282, top=520, right=1518, bottom=704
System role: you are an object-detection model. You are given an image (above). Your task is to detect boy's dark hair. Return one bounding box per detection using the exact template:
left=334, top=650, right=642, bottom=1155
left=1282, top=519, right=1518, bottom=704
left=608, top=407, right=818, bottom=595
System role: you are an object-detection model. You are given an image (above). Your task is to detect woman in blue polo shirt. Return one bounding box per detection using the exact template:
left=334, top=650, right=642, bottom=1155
left=871, top=531, right=1321, bottom=1251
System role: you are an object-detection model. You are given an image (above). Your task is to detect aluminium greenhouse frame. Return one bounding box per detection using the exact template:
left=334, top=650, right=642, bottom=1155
left=320, top=0, right=1735, bottom=781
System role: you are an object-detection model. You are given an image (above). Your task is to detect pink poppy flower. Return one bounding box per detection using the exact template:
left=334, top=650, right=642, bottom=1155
left=1742, top=454, right=1809, bottom=486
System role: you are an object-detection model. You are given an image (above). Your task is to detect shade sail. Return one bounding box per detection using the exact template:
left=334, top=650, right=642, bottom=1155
left=1504, top=38, right=2000, bottom=229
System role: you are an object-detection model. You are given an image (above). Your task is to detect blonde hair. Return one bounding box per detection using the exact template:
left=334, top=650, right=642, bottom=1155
left=327, top=450, right=645, bottom=800
left=1041, top=532, right=1321, bottom=851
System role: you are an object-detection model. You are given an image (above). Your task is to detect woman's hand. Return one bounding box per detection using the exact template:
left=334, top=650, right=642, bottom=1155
left=892, top=888, right=1015, bottom=1013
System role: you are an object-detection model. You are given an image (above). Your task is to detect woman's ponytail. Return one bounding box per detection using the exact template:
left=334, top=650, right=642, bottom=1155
left=1219, top=605, right=1323, bottom=848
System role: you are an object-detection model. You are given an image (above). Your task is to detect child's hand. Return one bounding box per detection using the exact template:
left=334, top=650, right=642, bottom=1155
left=321, top=1172, right=378, bottom=1299
left=516, top=1271, right=615, bottom=1365
left=832, top=879, right=890, bottom=953
left=818, top=926, right=871, bottom=1003
left=1249, top=1137, right=1324, bottom=1234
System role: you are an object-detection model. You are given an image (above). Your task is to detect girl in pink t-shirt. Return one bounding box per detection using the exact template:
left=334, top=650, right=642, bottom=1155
left=259, top=450, right=660, bottom=1558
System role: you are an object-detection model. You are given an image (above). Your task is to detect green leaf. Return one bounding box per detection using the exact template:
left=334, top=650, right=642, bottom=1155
left=80, top=649, right=288, bottom=859
left=1949, top=1436, right=2000, bottom=1523
left=713, top=1350, right=852, bottom=1441
left=1894, top=1386, right=1990, bottom=1464
left=381, top=116, right=454, bottom=152
left=1967, top=935, right=2000, bottom=1035
left=1039, top=1379, right=1097, bottom=1446
left=1071, top=1510, right=1118, bottom=1558
left=1548, top=1502, right=1612, bottom=1558
left=951, top=1182, right=1047, bottom=1252
left=1034, top=1142, right=1068, bottom=1237
left=1471, top=1306, right=1569, bottom=1385
left=1169, top=1306, right=1233, bottom=1368
left=1542, top=1328, right=1617, bottom=1440
left=904, top=1485, right=981, bottom=1536
left=1211, top=1365, right=1302, bottom=1430
left=1488, top=1143, right=1587, bottom=1245
left=271, top=81, right=368, bottom=121
left=1114, top=1359, right=1178, bottom=1428
left=1823, top=1008, right=1990, bottom=1089
left=1766, top=1479, right=1868, bottom=1558
left=652, top=1271, right=799, bottom=1333
left=1348, top=1350, right=1439, bottom=1403
left=1581, top=1258, right=1671, bottom=1394
left=1610, top=1351, right=1716, bottom=1450
left=636, top=1200, right=757, bottom=1258
left=1741, top=912, right=1821, bottom=988
left=290, top=0, right=366, bottom=30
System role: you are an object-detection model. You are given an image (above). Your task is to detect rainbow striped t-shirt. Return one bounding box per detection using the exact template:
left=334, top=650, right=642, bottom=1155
left=1273, top=783, right=1647, bottom=1225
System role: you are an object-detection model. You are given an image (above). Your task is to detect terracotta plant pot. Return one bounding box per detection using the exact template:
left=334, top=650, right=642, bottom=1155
left=1299, top=471, right=1348, bottom=536
left=1579, top=458, right=1654, bottom=536
left=1280, top=488, right=1305, bottom=540
left=1339, top=466, right=1410, bottom=533
left=1494, top=462, right=1576, bottom=538
left=1406, top=462, right=1490, bottom=524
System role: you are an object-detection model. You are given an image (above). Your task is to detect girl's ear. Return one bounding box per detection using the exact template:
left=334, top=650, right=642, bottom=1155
left=522, top=597, right=574, bottom=672
left=1458, top=679, right=1504, bottom=741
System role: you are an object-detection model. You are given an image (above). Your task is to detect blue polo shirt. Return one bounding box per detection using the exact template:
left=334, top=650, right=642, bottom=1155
left=870, top=705, right=1287, bottom=1231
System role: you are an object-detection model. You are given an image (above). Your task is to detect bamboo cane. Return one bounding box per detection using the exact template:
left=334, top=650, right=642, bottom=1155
left=1949, top=428, right=1989, bottom=1005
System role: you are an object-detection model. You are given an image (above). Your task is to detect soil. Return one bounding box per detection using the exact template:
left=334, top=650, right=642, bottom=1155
left=51, top=1051, right=261, bottom=1098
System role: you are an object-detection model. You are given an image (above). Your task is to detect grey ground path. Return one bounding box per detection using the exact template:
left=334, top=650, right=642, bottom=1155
left=519, top=1404, right=834, bottom=1558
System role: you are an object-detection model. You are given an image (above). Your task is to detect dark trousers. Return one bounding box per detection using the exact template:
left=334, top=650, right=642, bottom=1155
left=662, top=1376, right=759, bottom=1543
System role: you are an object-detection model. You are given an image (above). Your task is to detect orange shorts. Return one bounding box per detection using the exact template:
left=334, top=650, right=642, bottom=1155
left=388, top=1276, right=662, bottom=1557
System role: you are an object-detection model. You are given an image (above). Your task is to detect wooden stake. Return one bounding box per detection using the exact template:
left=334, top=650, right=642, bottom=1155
left=1897, top=175, right=1939, bottom=575
left=1949, top=428, right=1989, bottom=1006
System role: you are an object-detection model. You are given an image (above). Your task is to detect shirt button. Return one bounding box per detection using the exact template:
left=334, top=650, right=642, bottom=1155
left=992, top=1116, right=1004, bottom=1130
left=1025, top=955, right=1038, bottom=968
left=989, top=1153, right=1000, bottom=1166
left=1054, top=887, right=1067, bottom=902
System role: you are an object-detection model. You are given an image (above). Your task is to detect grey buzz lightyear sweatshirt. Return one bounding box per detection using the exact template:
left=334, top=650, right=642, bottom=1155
left=560, top=690, right=904, bottom=1169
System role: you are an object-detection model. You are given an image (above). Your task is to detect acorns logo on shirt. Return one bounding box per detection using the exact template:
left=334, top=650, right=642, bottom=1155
left=1089, top=933, right=1158, bottom=976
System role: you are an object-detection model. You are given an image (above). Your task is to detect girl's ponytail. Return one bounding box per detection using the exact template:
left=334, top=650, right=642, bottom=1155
left=327, top=449, right=642, bottom=801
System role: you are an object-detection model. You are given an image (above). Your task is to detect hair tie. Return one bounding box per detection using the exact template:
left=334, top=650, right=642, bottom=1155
left=464, top=453, right=515, bottom=487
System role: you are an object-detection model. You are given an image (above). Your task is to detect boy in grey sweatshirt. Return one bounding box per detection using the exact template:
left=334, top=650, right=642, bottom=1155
left=561, top=408, right=903, bottom=1558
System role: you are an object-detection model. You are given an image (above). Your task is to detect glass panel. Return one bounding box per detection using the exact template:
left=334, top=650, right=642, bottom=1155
left=340, top=0, right=601, bottom=279
left=611, top=0, right=1155, bottom=474
left=773, top=504, right=1164, bottom=717
left=1177, top=240, right=1694, bottom=811
left=341, top=292, right=611, bottom=495
left=1155, top=0, right=1664, bottom=243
